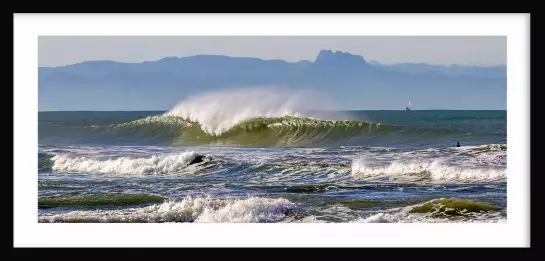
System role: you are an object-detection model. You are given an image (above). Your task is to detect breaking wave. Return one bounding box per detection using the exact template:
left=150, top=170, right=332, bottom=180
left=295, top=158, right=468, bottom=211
left=50, top=151, right=212, bottom=175
left=44, top=145, right=506, bottom=181
left=38, top=196, right=297, bottom=223
left=40, top=115, right=473, bottom=147
left=351, top=159, right=506, bottom=183
left=38, top=87, right=478, bottom=147
left=164, top=86, right=331, bottom=135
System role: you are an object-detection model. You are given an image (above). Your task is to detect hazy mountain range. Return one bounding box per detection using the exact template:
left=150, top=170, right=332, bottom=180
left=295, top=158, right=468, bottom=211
left=38, top=50, right=506, bottom=111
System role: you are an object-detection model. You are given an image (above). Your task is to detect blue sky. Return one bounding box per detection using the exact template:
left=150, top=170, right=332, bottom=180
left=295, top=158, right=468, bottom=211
left=38, top=36, right=506, bottom=111
left=39, top=36, right=506, bottom=67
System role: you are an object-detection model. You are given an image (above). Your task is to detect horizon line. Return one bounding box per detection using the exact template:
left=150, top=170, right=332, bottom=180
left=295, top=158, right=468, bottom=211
left=38, top=50, right=507, bottom=68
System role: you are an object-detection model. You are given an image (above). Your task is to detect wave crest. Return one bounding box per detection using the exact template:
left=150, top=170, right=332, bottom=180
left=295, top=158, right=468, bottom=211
left=351, top=160, right=506, bottom=182
left=38, top=196, right=296, bottom=223
left=164, top=87, right=338, bottom=135
left=51, top=151, right=208, bottom=175
left=101, top=115, right=459, bottom=147
left=41, top=114, right=479, bottom=147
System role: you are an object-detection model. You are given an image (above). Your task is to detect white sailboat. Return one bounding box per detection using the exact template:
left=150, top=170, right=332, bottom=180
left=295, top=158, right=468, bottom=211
left=406, top=98, right=412, bottom=111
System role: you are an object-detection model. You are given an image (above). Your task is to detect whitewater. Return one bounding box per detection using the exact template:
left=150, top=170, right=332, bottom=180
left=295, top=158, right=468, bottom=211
left=38, top=88, right=507, bottom=223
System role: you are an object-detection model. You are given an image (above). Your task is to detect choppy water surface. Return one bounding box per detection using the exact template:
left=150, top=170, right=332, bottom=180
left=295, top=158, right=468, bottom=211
left=38, top=92, right=506, bottom=223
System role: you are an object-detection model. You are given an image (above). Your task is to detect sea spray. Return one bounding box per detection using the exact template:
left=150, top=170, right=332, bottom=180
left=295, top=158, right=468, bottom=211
left=164, top=86, right=346, bottom=135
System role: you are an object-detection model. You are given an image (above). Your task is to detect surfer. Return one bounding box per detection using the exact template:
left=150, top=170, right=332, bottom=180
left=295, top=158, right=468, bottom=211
left=456, top=142, right=460, bottom=147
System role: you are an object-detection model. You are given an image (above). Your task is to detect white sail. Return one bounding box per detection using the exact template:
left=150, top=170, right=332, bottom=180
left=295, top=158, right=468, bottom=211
left=406, top=98, right=412, bottom=111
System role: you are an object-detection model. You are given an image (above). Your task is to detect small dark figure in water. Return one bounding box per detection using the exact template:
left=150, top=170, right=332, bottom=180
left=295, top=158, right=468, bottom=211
left=456, top=142, right=460, bottom=147
left=189, top=155, right=207, bottom=165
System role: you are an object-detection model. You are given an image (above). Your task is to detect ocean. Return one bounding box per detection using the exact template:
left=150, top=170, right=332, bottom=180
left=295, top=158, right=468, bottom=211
left=38, top=108, right=507, bottom=223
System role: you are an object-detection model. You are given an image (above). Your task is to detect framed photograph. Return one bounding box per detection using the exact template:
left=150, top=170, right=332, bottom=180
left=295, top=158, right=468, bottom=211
left=14, top=13, right=530, bottom=248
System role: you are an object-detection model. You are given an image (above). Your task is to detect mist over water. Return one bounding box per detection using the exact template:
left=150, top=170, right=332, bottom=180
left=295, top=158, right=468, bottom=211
left=165, top=86, right=354, bottom=135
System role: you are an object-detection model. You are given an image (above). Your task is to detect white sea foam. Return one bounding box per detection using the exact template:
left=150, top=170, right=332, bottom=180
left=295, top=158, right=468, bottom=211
left=51, top=151, right=202, bottom=175
left=164, top=86, right=339, bottom=135
left=351, top=159, right=506, bottom=182
left=38, top=196, right=296, bottom=223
